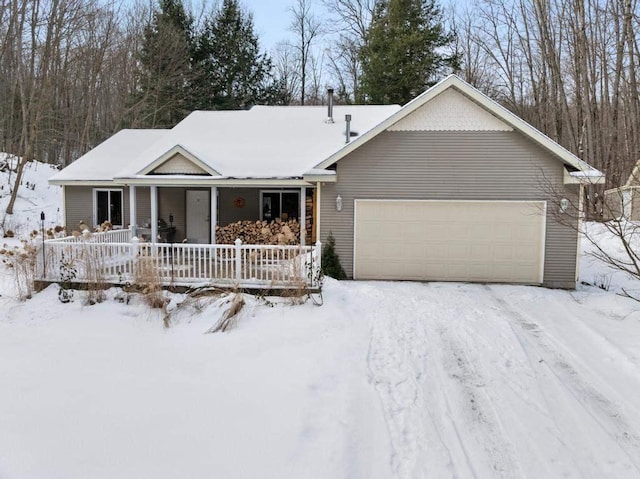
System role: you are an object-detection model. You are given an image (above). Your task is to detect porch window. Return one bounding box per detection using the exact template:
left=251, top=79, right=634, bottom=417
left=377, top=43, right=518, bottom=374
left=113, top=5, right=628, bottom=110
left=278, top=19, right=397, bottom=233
left=94, top=189, right=123, bottom=227
left=261, top=190, right=299, bottom=221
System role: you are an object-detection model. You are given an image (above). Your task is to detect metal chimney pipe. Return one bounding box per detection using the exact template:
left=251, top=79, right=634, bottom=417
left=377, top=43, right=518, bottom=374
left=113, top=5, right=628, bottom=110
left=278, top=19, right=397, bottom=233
left=345, top=114, right=352, bottom=143
left=326, top=88, right=335, bottom=124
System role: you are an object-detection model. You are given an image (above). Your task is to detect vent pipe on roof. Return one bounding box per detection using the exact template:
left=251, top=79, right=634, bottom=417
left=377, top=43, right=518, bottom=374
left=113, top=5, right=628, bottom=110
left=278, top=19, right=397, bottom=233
left=326, top=88, right=334, bottom=124
left=345, top=114, right=352, bottom=143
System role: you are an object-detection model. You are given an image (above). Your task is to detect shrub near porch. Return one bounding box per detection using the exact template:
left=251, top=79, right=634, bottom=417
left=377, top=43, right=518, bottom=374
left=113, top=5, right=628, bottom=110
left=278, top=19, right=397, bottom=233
left=215, top=218, right=303, bottom=245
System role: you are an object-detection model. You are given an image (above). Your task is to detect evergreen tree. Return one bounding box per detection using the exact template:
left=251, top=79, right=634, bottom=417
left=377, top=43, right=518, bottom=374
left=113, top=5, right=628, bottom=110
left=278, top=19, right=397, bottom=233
left=135, top=0, right=196, bottom=127
left=360, top=0, right=458, bottom=105
left=322, top=233, right=347, bottom=280
left=195, top=0, right=284, bottom=110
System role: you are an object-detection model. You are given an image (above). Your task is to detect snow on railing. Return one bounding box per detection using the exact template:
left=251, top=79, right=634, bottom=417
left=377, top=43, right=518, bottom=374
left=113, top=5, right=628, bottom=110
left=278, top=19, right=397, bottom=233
left=46, top=228, right=133, bottom=244
left=38, top=237, right=322, bottom=289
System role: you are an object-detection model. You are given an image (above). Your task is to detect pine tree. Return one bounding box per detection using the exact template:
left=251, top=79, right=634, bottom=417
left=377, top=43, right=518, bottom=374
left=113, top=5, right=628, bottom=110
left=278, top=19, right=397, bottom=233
left=321, top=233, right=347, bottom=280
left=134, top=0, right=196, bottom=127
left=360, top=0, right=458, bottom=105
left=194, top=0, right=284, bottom=110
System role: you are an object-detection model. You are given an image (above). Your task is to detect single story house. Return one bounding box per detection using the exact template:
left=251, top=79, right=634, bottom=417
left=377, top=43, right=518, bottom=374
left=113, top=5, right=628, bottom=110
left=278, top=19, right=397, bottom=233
left=49, top=75, right=604, bottom=289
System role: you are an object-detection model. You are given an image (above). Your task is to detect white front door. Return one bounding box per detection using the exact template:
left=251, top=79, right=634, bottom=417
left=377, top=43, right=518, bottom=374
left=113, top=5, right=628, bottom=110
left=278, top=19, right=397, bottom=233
left=186, top=190, right=210, bottom=243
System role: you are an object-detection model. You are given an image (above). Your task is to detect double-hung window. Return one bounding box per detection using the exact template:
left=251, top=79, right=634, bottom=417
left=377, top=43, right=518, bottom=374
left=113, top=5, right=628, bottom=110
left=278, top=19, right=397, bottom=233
left=94, top=189, right=123, bottom=227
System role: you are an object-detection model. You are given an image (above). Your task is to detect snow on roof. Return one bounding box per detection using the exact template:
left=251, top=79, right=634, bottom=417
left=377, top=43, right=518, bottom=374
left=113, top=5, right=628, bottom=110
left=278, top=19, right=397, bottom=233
left=51, top=106, right=399, bottom=183
left=119, top=105, right=399, bottom=179
left=570, top=169, right=605, bottom=178
left=50, top=129, right=169, bottom=183
left=315, top=75, right=604, bottom=180
left=50, top=75, right=604, bottom=185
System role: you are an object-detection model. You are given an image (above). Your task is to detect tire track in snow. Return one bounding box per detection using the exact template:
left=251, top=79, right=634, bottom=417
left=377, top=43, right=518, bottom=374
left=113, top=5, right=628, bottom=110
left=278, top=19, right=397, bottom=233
left=365, top=284, right=521, bottom=479
left=485, top=285, right=640, bottom=476
left=366, top=291, right=433, bottom=478
left=431, top=319, right=522, bottom=479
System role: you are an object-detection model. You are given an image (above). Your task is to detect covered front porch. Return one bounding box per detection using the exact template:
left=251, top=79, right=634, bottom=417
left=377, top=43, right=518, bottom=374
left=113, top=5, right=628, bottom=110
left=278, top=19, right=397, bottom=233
left=126, top=185, right=316, bottom=246
left=38, top=228, right=322, bottom=290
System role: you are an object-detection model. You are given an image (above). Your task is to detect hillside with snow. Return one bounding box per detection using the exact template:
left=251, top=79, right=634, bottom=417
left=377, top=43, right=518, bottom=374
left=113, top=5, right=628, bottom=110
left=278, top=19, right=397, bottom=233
left=1, top=158, right=640, bottom=478
left=0, top=154, right=62, bottom=236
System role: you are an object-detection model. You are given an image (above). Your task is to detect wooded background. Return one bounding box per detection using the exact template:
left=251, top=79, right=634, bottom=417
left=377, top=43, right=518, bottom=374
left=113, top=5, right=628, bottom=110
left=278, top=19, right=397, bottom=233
left=1, top=0, right=638, bottom=214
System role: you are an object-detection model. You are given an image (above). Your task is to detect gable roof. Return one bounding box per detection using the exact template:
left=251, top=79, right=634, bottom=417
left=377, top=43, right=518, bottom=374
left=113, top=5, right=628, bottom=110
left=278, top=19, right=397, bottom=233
left=139, top=145, right=219, bottom=176
left=50, top=75, right=603, bottom=186
left=50, top=105, right=399, bottom=185
left=313, top=75, right=604, bottom=182
left=50, top=129, right=169, bottom=184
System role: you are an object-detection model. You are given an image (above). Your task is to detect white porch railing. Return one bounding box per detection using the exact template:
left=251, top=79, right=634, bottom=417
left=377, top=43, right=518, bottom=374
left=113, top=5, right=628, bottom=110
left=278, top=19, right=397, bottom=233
left=51, top=228, right=133, bottom=244
left=38, top=237, right=322, bottom=289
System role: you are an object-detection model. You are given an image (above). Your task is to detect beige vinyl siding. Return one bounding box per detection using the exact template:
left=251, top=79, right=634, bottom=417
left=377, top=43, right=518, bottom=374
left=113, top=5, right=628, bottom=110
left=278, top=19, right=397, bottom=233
left=158, top=187, right=188, bottom=242
left=218, top=188, right=260, bottom=226
left=320, top=130, right=579, bottom=288
left=632, top=189, right=640, bottom=219
left=135, top=187, right=151, bottom=227
left=65, top=186, right=131, bottom=231
left=64, top=186, right=93, bottom=231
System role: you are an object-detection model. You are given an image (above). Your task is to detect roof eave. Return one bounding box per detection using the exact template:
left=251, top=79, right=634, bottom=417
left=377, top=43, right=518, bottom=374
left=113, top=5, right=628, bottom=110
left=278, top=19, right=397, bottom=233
left=314, top=75, right=600, bottom=177
left=564, top=168, right=606, bottom=185
left=302, top=170, right=337, bottom=183
left=48, top=179, right=118, bottom=186
left=114, top=175, right=314, bottom=187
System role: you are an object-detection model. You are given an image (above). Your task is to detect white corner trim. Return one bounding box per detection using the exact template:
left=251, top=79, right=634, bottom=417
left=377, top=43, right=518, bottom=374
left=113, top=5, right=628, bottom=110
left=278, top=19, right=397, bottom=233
left=539, top=201, right=547, bottom=284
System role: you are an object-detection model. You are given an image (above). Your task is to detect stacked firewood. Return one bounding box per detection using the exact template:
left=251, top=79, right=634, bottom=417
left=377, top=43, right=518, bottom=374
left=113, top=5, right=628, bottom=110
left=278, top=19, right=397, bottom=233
left=215, top=219, right=302, bottom=245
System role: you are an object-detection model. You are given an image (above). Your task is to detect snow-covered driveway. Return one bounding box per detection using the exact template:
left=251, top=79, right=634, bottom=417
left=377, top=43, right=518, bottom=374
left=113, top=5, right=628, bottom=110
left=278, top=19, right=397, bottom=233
left=1, top=280, right=640, bottom=479
left=364, top=282, right=640, bottom=478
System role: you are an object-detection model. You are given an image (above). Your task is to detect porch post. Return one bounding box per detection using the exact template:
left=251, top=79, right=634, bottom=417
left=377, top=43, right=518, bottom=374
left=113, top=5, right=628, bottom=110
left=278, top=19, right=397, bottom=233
left=315, top=182, right=321, bottom=244
left=299, top=186, right=306, bottom=246
left=150, top=186, right=158, bottom=244
left=210, top=186, right=217, bottom=244
left=129, top=185, right=137, bottom=237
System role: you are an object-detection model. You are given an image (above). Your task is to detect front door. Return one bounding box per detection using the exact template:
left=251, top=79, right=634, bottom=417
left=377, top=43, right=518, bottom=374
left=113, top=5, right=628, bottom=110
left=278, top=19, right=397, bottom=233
left=186, top=190, right=210, bottom=243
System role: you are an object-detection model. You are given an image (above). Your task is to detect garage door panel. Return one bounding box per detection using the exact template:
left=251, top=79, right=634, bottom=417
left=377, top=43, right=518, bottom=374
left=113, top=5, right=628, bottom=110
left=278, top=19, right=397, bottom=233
left=449, top=242, right=471, bottom=257
left=354, top=200, right=545, bottom=284
left=403, top=221, right=428, bottom=237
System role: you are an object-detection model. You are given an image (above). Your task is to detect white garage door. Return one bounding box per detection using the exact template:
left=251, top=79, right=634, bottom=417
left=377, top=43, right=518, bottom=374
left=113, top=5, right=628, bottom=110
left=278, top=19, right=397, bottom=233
left=354, top=200, right=546, bottom=283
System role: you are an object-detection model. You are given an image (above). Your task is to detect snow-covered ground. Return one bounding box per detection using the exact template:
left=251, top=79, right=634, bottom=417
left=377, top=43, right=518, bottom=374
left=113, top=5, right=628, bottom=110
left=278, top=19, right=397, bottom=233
left=0, top=154, right=63, bottom=236
left=1, top=159, right=640, bottom=478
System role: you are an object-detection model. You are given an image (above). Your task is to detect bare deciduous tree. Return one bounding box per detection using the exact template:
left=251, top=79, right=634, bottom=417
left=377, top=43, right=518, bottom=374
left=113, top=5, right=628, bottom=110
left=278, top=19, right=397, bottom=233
left=288, top=0, right=323, bottom=105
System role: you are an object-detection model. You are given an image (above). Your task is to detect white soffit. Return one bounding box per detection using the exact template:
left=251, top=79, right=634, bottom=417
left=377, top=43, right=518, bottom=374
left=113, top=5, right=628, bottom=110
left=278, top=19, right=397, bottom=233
left=151, top=153, right=210, bottom=175
left=388, top=88, right=513, bottom=132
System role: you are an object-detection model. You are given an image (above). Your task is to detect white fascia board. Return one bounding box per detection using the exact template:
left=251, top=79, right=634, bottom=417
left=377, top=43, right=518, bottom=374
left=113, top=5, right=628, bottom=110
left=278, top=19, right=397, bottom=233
left=314, top=75, right=601, bottom=178
left=115, top=176, right=314, bottom=187
left=564, top=168, right=606, bottom=185
left=48, top=179, right=120, bottom=186
left=137, top=144, right=220, bottom=176
left=303, top=171, right=337, bottom=183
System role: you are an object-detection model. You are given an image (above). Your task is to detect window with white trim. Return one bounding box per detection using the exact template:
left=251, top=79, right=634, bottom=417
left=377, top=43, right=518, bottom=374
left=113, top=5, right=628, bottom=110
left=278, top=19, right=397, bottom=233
left=260, top=190, right=299, bottom=221
left=94, top=189, right=123, bottom=227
